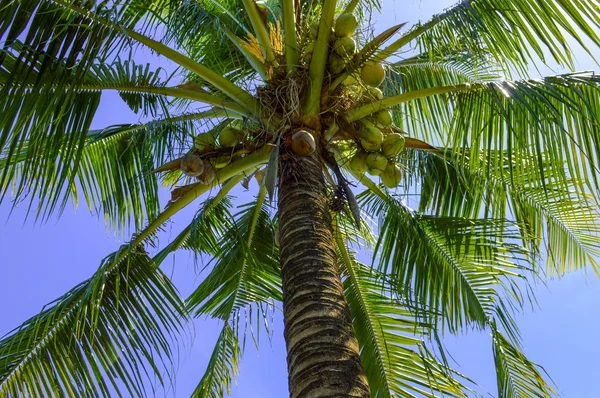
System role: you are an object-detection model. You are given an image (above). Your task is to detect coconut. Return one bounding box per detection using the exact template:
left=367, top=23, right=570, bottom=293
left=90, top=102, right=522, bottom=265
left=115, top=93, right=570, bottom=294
left=359, top=124, right=383, bottom=152
left=303, top=42, right=315, bottom=64
left=380, top=162, right=402, bottom=188
left=333, top=37, right=356, bottom=59
left=194, top=132, right=217, bottom=149
left=366, top=152, right=388, bottom=175
left=368, top=87, right=384, bottom=100
left=291, top=130, right=316, bottom=156
left=360, top=61, right=385, bottom=87
left=219, top=127, right=241, bottom=147
left=180, top=153, right=205, bottom=177
left=381, top=133, right=405, bottom=158
left=328, top=53, right=346, bottom=74
left=349, top=150, right=368, bottom=174
left=197, top=162, right=216, bottom=185
left=335, top=13, right=357, bottom=37
left=212, top=155, right=231, bottom=169
left=375, top=110, right=393, bottom=127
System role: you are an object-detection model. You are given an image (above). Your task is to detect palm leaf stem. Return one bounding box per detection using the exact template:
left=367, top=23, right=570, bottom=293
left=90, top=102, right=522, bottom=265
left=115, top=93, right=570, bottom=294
left=241, top=0, right=277, bottom=66
left=302, top=0, right=337, bottom=119
left=343, top=0, right=360, bottom=14
left=281, top=0, right=300, bottom=73
left=152, top=174, right=246, bottom=266
left=329, top=23, right=406, bottom=92
left=110, top=144, right=271, bottom=274
left=346, top=84, right=470, bottom=122
left=53, top=0, right=263, bottom=118
left=375, top=20, right=434, bottom=62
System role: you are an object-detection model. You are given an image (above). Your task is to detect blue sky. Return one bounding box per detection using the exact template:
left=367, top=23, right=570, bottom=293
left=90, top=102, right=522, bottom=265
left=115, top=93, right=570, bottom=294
left=2, top=1, right=600, bottom=397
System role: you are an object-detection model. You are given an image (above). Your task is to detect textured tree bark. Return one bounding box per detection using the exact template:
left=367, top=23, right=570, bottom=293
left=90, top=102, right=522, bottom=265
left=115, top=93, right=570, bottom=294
left=278, top=153, right=370, bottom=398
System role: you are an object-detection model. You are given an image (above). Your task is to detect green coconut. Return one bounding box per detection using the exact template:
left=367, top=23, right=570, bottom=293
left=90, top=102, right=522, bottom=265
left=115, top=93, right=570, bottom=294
left=381, top=133, right=405, bottom=158
left=360, top=61, right=385, bottom=87
left=194, top=132, right=217, bottom=149
left=368, top=87, right=384, bottom=100
left=375, top=110, right=393, bottom=127
left=219, top=127, right=241, bottom=147
left=212, top=155, right=231, bottom=169
left=333, top=37, right=356, bottom=59
left=359, top=125, right=383, bottom=152
left=328, top=53, right=347, bottom=74
left=349, top=150, right=368, bottom=174
left=380, top=162, right=402, bottom=188
left=335, top=13, right=357, bottom=37
left=180, top=153, right=205, bottom=177
left=303, top=42, right=315, bottom=64
left=366, top=152, right=388, bottom=173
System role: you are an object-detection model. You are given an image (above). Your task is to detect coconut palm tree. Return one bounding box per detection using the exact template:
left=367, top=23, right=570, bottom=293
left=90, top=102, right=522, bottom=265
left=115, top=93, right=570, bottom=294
left=1, top=0, right=600, bottom=396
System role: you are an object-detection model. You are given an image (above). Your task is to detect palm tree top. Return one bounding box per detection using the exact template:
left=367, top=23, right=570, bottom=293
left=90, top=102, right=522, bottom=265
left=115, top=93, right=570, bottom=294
left=1, top=0, right=600, bottom=396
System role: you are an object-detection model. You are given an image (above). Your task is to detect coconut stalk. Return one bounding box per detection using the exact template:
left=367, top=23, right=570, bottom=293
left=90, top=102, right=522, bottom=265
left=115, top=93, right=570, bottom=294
left=346, top=84, right=472, bottom=122
left=221, top=25, right=268, bottom=80
left=301, top=0, right=337, bottom=125
left=281, top=0, right=299, bottom=73
left=242, top=0, right=278, bottom=67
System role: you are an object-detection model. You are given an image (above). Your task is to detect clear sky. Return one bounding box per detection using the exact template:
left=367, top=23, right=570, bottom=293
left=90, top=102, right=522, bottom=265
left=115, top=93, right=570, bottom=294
left=1, top=1, right=600, bottom=397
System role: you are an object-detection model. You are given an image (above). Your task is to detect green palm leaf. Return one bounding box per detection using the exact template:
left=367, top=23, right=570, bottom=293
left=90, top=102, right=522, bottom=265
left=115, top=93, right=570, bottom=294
left=0, top=111, right=222, bottom=229
left=359, top=187, right=530, bottom=335
left=192, top=324, right=241, bottom=398
left=492, top=323, right=555, bottom=397
left=0, top=245, right=186, bottom=397
left=335, top=226, right=469, bottom=398
left=408, top=0, right=600, bottom=75
left=186, top=189, right=282, bottom=320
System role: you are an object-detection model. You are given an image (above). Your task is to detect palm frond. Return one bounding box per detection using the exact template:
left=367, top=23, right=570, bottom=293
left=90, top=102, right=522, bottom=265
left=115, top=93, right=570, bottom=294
left=186, top=188, right=282, bottom=320
left=384, top=56, right=499, bottom=142
left=449, top=73, right=600, bottom=203
left=406, top=0, right=600, bottom=76
left=0, top=245, right=186, bottom=397
left=191, top=323, right=241, bottom=398
left=492, top=324, right=555, bottom=398
left=335, top=228, right=469, bottom=398
left=359, top=187, right=531, bottom=335
left=401, top=147, right=600, bottom=278
left=163, top=0, right=263, bottom=86
left=0, top=111, right=220, bottom=229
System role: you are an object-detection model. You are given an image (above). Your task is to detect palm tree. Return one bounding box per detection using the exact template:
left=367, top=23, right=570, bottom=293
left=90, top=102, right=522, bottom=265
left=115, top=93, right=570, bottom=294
left=1, top=0, right=600, bottom=396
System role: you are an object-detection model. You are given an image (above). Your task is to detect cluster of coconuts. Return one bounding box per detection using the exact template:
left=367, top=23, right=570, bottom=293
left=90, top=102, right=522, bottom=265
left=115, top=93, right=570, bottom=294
left=302, top=12, right=386, bottom=88
left=179, top=126, right=244, bottom=184
left=348, top=120, right=405, bottom=188
left=346, top=99, right=405, bottom=188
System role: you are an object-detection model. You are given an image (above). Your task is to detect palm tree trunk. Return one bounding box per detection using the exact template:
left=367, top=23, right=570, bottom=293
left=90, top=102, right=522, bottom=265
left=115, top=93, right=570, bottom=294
left=278, top=153, right=370, bottom=398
